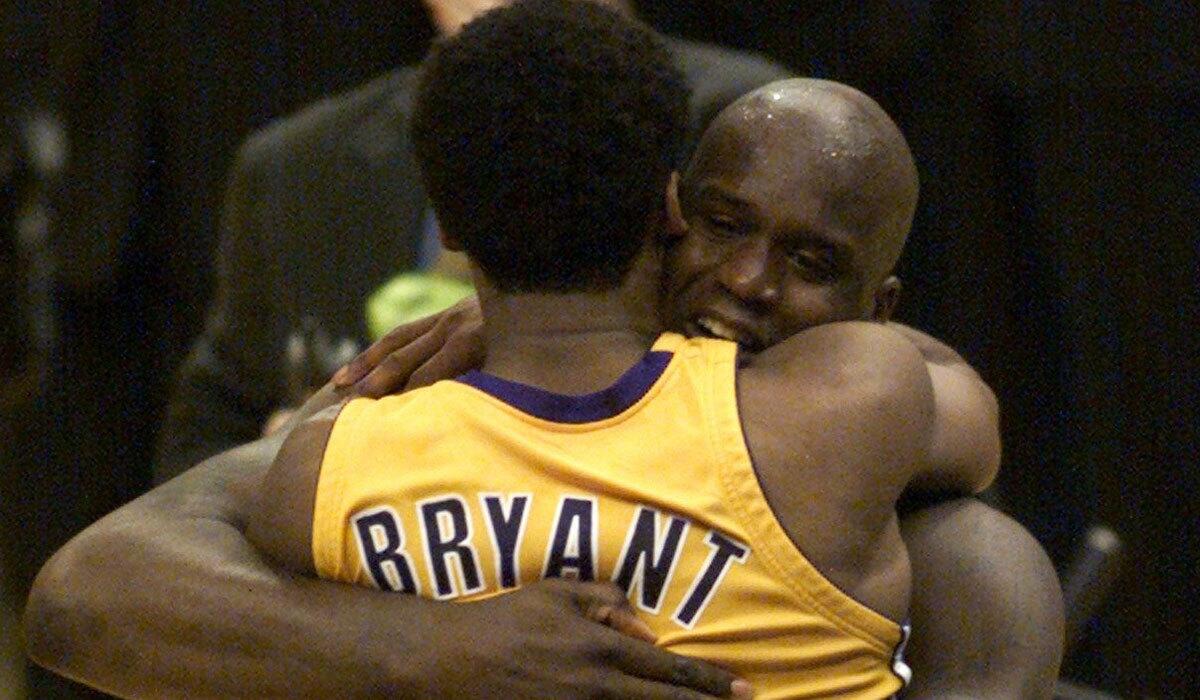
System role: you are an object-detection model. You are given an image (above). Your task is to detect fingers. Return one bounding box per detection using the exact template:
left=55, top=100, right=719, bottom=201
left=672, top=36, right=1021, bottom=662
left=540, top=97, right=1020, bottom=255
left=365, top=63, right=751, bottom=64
left=333, top=313, right=441, bottom=388
left=563, top=581, right=749, bottom=698
left=599, top=629, right=749, bottom=699
left=352, top=328, right=449, bottom=398
left=588, top=602, right=657, bottom=645
left=572, top=583, right=656, bottom=644
left=605, top=675, right=756, bottom=700
left=600, top=675, right=721, bottom=700
left=405, top=330, right=486, bottom=390
left=335, top=296, right=483, bottom=395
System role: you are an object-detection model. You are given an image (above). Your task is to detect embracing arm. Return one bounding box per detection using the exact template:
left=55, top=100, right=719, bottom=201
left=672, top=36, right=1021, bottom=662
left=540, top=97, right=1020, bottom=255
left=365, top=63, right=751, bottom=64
left=23, top=431, right=421, bottom=698
left=901, top=499, right=1065, bottom=699
left=26, top=384, right=743, bottom=699
left=759, top=321, right=997, bottom=502
left=890, top=323, right=1001, bottom=495
left=245, top=400, right=341, bottom=575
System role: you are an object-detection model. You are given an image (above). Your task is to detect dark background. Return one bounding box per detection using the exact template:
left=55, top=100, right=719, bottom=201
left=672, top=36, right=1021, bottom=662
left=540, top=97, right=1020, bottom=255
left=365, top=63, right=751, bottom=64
left=2, top=1, right=1197, bottom=697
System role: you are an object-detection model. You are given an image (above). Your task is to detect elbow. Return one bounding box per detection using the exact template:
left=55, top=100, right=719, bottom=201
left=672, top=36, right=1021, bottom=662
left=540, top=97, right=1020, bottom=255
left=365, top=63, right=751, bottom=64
left=24, top=532, right=117, bottom=678
left=25, top=551, right=85, bottom=674
left=925, top=361, right=1003, bottom=495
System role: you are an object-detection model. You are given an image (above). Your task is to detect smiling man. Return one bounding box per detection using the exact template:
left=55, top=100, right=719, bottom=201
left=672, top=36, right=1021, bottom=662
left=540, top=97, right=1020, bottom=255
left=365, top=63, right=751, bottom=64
left=665, top=81, right=915, bottom=350
left=333, top=77, right=1065, bottom=697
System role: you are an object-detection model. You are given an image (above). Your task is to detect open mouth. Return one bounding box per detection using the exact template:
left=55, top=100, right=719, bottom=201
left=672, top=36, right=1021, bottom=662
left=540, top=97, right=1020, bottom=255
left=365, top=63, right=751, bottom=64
left=691, top=316, right=765, bottom=353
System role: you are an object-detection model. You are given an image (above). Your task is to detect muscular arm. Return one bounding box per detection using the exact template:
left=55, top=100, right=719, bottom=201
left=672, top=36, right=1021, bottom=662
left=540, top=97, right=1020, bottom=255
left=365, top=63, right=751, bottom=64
left=246, top=402, right=341, bottom=575
left=849, top=330, right=1054, bottom=695
left=24, top=434, right=404, bottom=698
left=757, top=321, right=996, bottom=503
left=341, top=313, right=1045, bottom=696
left=889, top=323, right=1002, bottom=494
left=901, top=499, right=1065, bottom=699
left=26, top=390, right=742, bottom=698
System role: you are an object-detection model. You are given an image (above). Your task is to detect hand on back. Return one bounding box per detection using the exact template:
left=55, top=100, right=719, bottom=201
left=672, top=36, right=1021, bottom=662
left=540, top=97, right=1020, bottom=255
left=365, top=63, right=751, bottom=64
left=413, top=578, right=749, bottom=699
left=334, top=295, right=484, bottom=397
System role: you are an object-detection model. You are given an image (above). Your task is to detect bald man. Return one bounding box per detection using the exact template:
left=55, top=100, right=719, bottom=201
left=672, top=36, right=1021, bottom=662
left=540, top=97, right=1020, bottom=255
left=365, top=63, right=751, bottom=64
left=27, top=79, right=1063, bottom=698
left=663, top=82, right=1063, bottom=697
left=665, top=80, right=917, bottom=348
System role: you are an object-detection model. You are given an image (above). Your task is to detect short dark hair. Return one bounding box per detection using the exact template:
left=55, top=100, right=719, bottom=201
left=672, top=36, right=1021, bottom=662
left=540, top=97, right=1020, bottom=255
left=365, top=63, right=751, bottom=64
left=411, top=0, right=689, bottom=293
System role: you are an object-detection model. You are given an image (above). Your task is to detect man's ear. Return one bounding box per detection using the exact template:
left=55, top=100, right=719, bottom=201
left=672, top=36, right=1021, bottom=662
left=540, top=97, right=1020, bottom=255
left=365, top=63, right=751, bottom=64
left=665, top=172, right=689, bottom=239
left=872, top=275, right=902, bottom=321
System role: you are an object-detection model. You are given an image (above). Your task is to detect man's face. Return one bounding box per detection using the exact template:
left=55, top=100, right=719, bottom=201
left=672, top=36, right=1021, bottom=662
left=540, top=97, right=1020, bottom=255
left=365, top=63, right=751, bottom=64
left=662, top=130, right=897, bottom=351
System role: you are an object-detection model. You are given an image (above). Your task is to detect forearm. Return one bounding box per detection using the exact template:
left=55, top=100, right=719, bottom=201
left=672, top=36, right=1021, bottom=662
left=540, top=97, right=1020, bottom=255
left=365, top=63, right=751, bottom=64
left=25, top=437, right=742, bottom=699
left=900, top=499, right=1064, bottom=699
left=25, top=442, right=430, bottom=698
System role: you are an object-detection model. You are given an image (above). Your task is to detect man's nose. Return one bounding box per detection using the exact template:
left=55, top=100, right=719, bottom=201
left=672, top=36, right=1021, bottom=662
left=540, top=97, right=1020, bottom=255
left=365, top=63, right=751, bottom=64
left=717, top=237, right=780, bottom=304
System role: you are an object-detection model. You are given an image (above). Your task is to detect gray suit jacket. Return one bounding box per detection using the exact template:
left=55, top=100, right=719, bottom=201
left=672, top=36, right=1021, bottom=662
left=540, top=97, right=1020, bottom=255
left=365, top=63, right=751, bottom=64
left=155, top=38, right=791, bottom=480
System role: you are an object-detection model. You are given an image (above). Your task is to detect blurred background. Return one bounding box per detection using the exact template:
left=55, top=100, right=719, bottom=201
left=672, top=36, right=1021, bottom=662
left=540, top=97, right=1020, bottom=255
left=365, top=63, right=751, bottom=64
left=2, top=1, right=1197, bottom=697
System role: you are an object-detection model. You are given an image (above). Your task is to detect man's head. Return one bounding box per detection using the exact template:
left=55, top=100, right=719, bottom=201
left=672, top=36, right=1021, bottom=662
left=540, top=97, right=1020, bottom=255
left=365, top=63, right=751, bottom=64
left=662, top=78, right=918, bottom=351
left=412, top=0, right=688, bottom=294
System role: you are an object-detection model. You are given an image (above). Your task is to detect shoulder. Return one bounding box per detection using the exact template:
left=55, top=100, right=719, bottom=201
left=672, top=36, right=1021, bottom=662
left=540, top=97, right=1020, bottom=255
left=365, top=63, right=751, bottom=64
left=738, top=322, right=935, bottom=499
left=246, top=401, right=351, bottom=574
left=231, top=67, right=419, bottom=179
left=751, top=321, right=932, bottom=409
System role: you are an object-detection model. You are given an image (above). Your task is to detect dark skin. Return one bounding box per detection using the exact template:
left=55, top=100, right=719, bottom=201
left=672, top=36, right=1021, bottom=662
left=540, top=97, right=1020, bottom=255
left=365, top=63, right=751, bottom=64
left=663, top=81, right=917, bottom=349
left=250, top=231, right=992, bottom=700
left=660, top=81, right=999, bottom=488
left=25, top=80, right=1063, bottom=698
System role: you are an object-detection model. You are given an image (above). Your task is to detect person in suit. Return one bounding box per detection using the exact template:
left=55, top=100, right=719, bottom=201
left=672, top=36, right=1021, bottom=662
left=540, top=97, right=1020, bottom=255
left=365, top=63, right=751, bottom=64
left=154, top=0, right=792, bottom=481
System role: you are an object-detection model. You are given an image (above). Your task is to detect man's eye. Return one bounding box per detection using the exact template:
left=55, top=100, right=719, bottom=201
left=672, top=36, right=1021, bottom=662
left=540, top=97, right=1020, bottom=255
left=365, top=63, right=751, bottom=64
left=788, top=251, right=833, bottom=280
left=706, top=215, right=739, bottom=234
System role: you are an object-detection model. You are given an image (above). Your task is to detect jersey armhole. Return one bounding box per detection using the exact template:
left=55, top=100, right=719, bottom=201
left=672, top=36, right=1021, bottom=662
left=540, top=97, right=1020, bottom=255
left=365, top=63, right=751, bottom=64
left=311, top=397, right=371, bottom=580
left=706, top=345, right=904, bottom=655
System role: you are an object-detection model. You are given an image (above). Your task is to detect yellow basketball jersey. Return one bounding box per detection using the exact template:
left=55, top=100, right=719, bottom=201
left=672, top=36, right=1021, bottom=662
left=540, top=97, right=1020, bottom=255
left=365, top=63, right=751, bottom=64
left=314, top=332, right=908, bottom=699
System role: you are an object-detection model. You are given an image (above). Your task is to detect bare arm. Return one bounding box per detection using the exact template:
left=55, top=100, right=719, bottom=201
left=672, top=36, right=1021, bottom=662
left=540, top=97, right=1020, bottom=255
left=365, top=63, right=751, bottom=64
left=245, top=402, right=341, bottom=575
left=757, top=321, right=996, bottom=502
left=24, top=434, right=419, bottom=698
left=901, top=499, right=1065, bottom=699
left=341, top=314, right=1000, bottom=504
left=26, top=389, right=744, bottom=699
left=890, top=323, right=1001, bottom=494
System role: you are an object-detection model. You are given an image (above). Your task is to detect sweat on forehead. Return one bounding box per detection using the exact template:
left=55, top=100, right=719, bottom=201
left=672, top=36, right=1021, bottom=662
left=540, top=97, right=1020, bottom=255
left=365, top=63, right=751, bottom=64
left=683, top=78, right=919, bottom=280
left=712, top=80, right=908, bottom=171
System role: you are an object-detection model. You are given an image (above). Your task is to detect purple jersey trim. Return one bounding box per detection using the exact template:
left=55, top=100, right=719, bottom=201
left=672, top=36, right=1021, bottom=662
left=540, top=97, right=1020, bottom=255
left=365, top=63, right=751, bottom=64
left=455, top=351, right=673, bottom=424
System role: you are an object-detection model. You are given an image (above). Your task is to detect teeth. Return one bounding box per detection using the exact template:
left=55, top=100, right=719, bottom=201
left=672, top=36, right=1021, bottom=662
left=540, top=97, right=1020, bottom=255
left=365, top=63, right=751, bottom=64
left=697, top=317, right=743, bottom=344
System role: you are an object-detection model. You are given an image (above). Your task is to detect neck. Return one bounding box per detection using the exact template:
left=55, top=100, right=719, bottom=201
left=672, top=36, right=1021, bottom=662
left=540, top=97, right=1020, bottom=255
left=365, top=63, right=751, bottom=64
left=477, top=287, right=662, bottom=395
